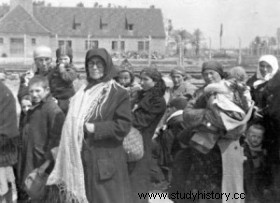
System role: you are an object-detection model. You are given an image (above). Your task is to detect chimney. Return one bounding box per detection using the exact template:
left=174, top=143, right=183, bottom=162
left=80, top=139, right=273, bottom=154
left=10, top=0, right=33, bottom=15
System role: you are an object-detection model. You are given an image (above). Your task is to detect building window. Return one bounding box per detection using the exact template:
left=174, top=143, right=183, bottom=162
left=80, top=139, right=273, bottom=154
left=31, top=38, right=36, bottom=45
left=127, top=24, right=133, bottom=31
left=58, top=40, right=72, bottom=48
left=121, top=41, right=125, bottom=51
left=145, top=41, right=149, bottom=51
left=85, top=40, right=99, bottom=50
left=10, top=38, right=24, bottom=56
left=0, top=38, right=3, bottom=45
left=138, top=41, right=144, bottom=51
left=112, top=41, right=125, bottom=51
left=138, top=41, right=149, bottom=51
left=112, top=41, right=118, bottom=51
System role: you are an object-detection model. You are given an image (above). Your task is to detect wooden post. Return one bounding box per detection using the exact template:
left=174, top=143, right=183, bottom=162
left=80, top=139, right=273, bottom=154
left=148, top=35, right=152, bottom=66
left=238, top=37, right=242, bottom=65
left=209, top=37, right=212, bottom=60
left=87, top=34, right=90, bottom=50
left=24, top=34, right=27, bottom=65
left=119, top=35, right=121, bottom=60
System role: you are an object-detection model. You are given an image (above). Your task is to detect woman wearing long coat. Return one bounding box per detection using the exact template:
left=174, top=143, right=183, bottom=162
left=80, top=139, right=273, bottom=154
left=47, top=48, right=132, bottom=203
left=129, top=68, right=166, bottom=203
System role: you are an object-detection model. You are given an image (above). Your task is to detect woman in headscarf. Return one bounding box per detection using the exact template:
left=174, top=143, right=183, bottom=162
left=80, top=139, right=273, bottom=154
left=47, top=48, right=132, bottom=203
left=173, top=61, right=248, bottom=203
left=247, top=55, right=280, bottom=200
left=129, top=67, right=166, bottom=203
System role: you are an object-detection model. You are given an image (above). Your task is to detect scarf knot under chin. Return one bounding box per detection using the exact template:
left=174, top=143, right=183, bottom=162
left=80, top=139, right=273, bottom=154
left=47, top=80, right=116, bottom=203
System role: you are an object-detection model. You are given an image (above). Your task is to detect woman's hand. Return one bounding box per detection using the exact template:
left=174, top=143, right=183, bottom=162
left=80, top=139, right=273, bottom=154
left=85, top=122, right=95, bottom=133
left=38, top=160, right=51, bottom=176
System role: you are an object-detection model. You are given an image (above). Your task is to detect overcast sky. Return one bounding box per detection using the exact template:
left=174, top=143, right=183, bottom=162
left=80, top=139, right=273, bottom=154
left=2, top=0, right=280, bottom=48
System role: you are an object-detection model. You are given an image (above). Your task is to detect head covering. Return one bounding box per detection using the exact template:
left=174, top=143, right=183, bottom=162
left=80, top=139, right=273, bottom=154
left=253, top=55, right=279, bottom=88
left=169, top=97, right=188, bottom=110
left=257, top=55, right=279, bottom=80
left=85, top=48, right=117, bottom=84
left=202, top=61, right=224, bottom=78
left=170, top=66, right=185, bottom=77
left=140, top=67, right=162, bottom=83
left=119, top=59, right=134, bottom=73
left=33, top=46, right=52, bottom=59
left=56, top=45, right=73, bottom=63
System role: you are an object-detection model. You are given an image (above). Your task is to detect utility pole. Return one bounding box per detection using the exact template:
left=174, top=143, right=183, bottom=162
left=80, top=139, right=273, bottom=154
left=238, top=37, right=242, bottom=65
left=148, top=35, right=152, bottom=66
left=209, top=37, right=212, bottom=60
left=118, top=35, right=122, bottom=61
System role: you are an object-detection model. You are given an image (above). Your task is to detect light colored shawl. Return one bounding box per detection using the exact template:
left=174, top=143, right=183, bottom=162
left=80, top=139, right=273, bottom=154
left=253, top=55, right=279, bottom=88
left=47, top=80, right=116, bottom=203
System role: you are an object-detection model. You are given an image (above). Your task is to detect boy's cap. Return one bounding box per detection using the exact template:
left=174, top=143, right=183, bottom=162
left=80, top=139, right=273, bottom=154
left=170, top=66, right=185, bottom=76
left=169, top=97, right=188, bottom=110
left=33, top=46, right=52, bottom=59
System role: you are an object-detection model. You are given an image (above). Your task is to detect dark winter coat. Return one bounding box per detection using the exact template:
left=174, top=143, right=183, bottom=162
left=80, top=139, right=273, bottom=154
left=48, top=64, right=77, bottom=100
left=129, top=89, right=166, bottom=203
left=0, top=81, right=19, bottom=167
left=17, top=94, right=65, bottom=187
left=81, top=48, right=132, bottom=203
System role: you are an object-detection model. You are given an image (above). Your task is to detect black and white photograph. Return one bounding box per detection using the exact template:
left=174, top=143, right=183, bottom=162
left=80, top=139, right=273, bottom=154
left=0, top=0, right=280, bottom=202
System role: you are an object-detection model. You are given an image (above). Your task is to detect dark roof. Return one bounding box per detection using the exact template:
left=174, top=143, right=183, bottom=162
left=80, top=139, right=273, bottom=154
left=0, top=5, right=50, bottom=35
left=33, top=6, right=166, bottom=38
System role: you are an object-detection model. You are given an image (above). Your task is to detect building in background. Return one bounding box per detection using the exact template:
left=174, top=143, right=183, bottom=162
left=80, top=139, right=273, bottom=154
left=0, top=0, right=166, bottom=59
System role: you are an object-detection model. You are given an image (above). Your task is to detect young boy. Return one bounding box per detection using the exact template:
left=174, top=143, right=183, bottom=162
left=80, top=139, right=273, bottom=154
left=49, top=46, right=77, bottom=114
left=243, top=123, right=272, bottom=202
left=17, top=76, right=65, bottom=201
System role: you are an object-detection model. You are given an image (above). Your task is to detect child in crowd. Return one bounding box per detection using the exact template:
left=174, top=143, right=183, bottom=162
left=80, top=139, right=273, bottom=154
left=17, top=76, right=65, bottom=202
left=116, top=59, right=141, bottom=105
left=49, top=45, right=77, bottom=114
left=242, top=123, right=272, bottom=202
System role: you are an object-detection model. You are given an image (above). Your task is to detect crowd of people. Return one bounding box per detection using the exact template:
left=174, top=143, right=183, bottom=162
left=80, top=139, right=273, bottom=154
left=0, top=45, right=280, bottom=203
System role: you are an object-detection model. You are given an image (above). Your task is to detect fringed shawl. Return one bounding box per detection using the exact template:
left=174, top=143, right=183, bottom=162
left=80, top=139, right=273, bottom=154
left=47, top=80, right=116, bottom=203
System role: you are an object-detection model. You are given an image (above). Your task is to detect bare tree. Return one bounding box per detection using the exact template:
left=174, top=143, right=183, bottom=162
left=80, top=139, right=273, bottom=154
left=94, top=2, right=99, bottom=8
left=76, top=2, right=85, bottom=7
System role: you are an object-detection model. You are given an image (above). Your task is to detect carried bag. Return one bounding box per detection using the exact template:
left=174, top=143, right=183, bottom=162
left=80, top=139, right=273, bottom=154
left=24, top=168, right=48, bottom=200
left=123, top=127, right=144, bottom=162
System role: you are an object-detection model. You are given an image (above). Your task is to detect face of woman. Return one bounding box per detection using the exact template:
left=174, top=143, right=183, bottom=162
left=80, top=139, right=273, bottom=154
left=259, top=61, right=273, bottom=78
left=140, top=73, right=156, bottom=91
left=87, top=57, right=105, bottom=80
left=202, top=70, right=222, bottom=84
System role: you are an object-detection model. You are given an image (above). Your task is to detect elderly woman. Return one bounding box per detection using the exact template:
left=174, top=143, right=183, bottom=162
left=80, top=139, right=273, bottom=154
left=129, top=68, right=166, bottom=203
left=247, top=55, right=280, bottom=200
left=175, top=61, right=248, bottom=203
left=47, top=48, right=132, bottom=203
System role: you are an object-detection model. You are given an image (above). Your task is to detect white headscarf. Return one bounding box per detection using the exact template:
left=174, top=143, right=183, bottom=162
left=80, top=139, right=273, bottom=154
left=253, top=55, right=279, bottom=88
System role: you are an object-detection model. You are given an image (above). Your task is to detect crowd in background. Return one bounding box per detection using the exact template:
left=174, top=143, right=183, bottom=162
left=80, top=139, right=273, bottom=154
left=0, top=45, right=280, bottom=203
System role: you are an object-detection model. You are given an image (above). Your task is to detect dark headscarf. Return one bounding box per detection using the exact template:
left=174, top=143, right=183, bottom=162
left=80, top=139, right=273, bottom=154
left=202, top=61, right=224, bottom=78
left=85, top=48, right=117, bottom=87
left=0, top=81, right=18, bottom=139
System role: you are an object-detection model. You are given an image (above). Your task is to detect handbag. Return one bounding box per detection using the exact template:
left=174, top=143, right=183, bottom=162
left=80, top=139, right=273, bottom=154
left=123, top=127, right=144, bottom=162
left=24, top=161, right=50, bottom=200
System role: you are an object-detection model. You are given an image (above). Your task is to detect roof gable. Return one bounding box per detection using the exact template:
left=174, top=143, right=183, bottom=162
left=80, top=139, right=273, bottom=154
left=0, top=5, right=50, bottom=35
left=33, top=7, right=166, bottom=38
